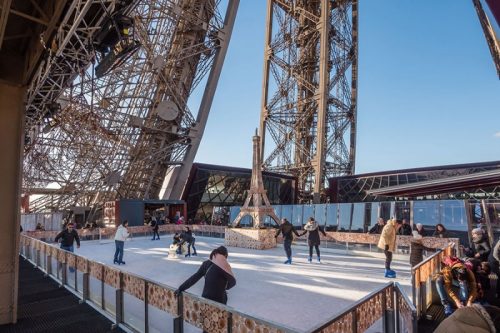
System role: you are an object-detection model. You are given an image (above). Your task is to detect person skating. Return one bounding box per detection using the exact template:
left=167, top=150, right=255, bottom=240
left=55, top=222, right=81, bottom=273
left=55, top=222, right=80, bottom=252
left=181, top=226, right=197, bottom=257
left=275, top=218, right=301, bottom=264
left=174, top=246, right=236, bottom=305
left=150, top=217, right=160, bottom=240
left=377, top=218, right=402, bottom=278
left=114, top=220, right=130, bottom=265
left=300, top=217, right=327, bottom=263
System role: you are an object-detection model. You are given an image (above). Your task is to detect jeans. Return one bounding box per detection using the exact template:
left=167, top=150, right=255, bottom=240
left=435, top=276, right=469, bottom=306
left=284, top=239, right=292, bottom=259
left=187, top=239, right=196, bottom=255
left=152, top=230, right=160, bottom=240
left=60, top=245, right=75, bottom=272
left=384, top=249, right=393, bottom=270
left=309, top=245, right=320, bottom=258
left=114, top=240, right=125, bottom=263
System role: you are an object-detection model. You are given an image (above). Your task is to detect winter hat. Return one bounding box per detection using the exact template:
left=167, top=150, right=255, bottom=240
left=412, top=230, right=422, bottom=240
left=472, top=228, right=484, bottom=235
left=416, top=223, right=423, bottom=229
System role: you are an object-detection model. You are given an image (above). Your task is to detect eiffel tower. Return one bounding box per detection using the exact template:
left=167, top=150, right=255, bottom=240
left=232, top=130, right=280, bottom=228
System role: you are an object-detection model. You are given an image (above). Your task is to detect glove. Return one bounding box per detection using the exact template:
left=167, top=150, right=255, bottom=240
left=174, top=289, right=181, bottom=298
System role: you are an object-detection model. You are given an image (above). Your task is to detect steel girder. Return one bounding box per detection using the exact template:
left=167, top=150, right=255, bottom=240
left=259, top=0, right=358, bottom=203
left=23, top=0, right=238, bottom=213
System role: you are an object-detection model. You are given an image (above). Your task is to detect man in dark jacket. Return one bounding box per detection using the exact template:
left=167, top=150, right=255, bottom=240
left=368, top=218, right=385, bottom=234
left=55, top=223, right=80, bottom=252
left=398, top=219, right=412, bottom=236
left=275, top=218, right=301, bottom=264
left=180, top=227, right=197, bottom=257
left=150, top=218, right=160, bottom=240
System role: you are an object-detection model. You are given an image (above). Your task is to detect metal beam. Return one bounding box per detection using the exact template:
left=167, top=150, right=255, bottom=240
left=0, top=0, right=12, bottom=50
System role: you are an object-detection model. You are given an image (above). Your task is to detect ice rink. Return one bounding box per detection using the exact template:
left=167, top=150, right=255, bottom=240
left=73, top=234, right=412, bottom=332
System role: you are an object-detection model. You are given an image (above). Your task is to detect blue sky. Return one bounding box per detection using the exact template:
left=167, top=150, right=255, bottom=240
left=194, top=0, right=500, bottom=174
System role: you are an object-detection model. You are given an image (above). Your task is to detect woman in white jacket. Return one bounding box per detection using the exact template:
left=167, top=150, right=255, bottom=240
left=114, top=220, right=130, bottom=265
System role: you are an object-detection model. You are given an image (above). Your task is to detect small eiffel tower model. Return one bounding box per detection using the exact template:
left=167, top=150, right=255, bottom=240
left=232, top=130, right=280, bottom=228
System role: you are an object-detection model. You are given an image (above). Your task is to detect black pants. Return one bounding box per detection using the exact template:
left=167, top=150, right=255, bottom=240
left=309, top=245, right=320, bottom=258
left=187, top=239, right=196, bottom=255
left=152, top=229, right=160, bottom=239
left=384, top=249, right=393, bottom=270
left=284, top=239, right=292, bottom=259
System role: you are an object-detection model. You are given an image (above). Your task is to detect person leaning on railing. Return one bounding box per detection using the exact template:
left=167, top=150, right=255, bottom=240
left=435, top=256, right=478, bottom=317
left=409, top=231, right=434, bottom=267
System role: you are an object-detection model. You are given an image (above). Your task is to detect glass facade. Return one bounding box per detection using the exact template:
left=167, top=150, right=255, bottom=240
left=229, top=199, right=500, bottom=246
left=182, top=163, right=296, bottom=224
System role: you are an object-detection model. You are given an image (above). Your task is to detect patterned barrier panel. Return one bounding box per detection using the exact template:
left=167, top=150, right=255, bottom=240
left=397, top=289, right=416, bottom=333
left=104, top=266, right=121, bottom=289
left=67, top=253, right=76, bottom=268
left=183, top=293, right=229, bottom=333
left=316, top=312, right=354, bottom=333
left=76, top=256, right=88, bottom=273
left=147, top=283, right=177, bottom=315
left=355, top=290, right=384, bottom=332
left=89, top=261, right=104, bottom=281
left=231, top=312, right=296, bottom=333
left=225, top=228, right=277, bottom=250
left=123, top=273, right=145, bottom=301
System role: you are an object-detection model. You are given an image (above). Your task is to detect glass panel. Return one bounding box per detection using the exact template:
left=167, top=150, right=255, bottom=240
left=148, top=305, right=175, bottom=333
left=273, top=205, right=282, bottom=218
left=123, top=293, right=145, bottom=332
left=183, top=322, right=203, bottom=333
left=66, top=267, right=76, bottom=290
left=76, top=271, right=84, bottom=295
left=314, top=204, right=327, bottom=226
left=103, top=284, right=117, bottom=316
left=89, top=276, right=102, bottom=307
left=338, top=203, right=352, bottom=232
left=302, top=205, right=315, bottom=225
left=326, top=204, right=338, bottom=230
left=280, top=205, right=293, bottom=223
left=370, top=202, right=379, bottom=227
left=351, top=203, right=365, bottom=233
left=229, top=207, right=240, bottom=223
left=291, top=205, right=303, bottom=227
left=239, top=215, right=252, bottom=227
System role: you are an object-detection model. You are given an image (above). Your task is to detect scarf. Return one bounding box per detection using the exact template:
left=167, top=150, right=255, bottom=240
left=304, top=221, right=319, bottom=231
left=211, top=254, right=234, bottom=277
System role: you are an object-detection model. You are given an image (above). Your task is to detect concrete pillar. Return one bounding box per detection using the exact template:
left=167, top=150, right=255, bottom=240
left=0, top=81, right=25, bottom=324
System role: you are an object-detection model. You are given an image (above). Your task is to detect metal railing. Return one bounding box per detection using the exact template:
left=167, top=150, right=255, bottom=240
left=411, top=244, right=454, bottom=319
left=20, top=233, right=419, bottom=333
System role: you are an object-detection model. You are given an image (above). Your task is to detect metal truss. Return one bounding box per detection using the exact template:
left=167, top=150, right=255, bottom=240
left=259, top=0, right=358, bottom=203
left=472, top=0, right=500, bottom=78
left=332, top=163, right=500, bottom=203
left=23, top=0, right=239, bottom=214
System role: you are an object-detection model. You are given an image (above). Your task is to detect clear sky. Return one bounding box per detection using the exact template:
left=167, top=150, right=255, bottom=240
left=193, top=0, right=500, bottom=175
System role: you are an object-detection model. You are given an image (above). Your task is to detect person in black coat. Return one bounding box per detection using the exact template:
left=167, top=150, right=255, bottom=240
left=180, top=226, right=197, bottom=257
left=432, top=224, right=449, bottom=238
left=275, top=218, right=301, bottom=264
left=398, top=219, right=412, bottom=236
left=368, top=218, right=385, bottom=234
left=174, top=246, right=236, bottom=305
left=415, top=223, right=427, bottom=237
left=410, top=231, right=434, bottom=267
left=489, top=237, right=500, bottom=298
left=301, top=217, right=327, bottom=263
left=470, top=228, right=491, bottom=262
left=55, top=223, right=81, bottom=252
left=150, top=218, right=160, bottom=240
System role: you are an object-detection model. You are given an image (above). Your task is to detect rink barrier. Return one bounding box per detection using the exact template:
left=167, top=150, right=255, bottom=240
left=307, top=282, right=417, bottom=333
left=24, top=226, right=458, bottom=255
left=411, top=244, right=454, bottom=319
left=19, top=235, right=300, bottom=333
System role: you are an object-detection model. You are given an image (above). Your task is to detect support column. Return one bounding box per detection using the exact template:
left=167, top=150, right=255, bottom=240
left=0, top=81, right=25, bottom=324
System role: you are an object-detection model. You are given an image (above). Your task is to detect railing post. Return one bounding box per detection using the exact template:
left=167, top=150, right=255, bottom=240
left=351, top=310, right=357, bottom=333
left=395, top=286, right=400, bottom=333
left=47, top=254, right=52, bottom=276
left=227, top=311, right=232, bottom=333
left=101, top=266, right=105, bottom=310
left=174, top=293, right=184, bottom=333
left=115, top=272, right=123, bottom=327
left=144, top=281, right=149, bottom=333
left=82, top=272, right=89, bottom=301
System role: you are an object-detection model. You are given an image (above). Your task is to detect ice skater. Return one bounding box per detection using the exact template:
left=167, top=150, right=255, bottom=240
left=55, top=222, right=81, bottom=273
left=174, top=246, right=236, bottom=305
left=150, top=217, right=160, bottom=240
left=377, top=218, right=402, bottom=278
left=275, top=218, right=301, bottom=264
left=180, top=226, right=197, bottom=257
left=114, top=220, right=130, bottom=265
left=300, top=217, right=327, bottom=263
